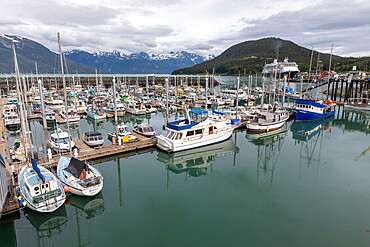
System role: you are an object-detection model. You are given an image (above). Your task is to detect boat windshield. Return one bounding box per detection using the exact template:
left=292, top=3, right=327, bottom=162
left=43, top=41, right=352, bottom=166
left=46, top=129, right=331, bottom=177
left=119, top=127, right=129, bottom=133
left=55, top=137, right=70, bottom=143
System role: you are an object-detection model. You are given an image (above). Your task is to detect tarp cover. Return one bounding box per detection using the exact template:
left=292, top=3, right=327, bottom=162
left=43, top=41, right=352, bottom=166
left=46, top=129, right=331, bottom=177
left=0, top=154, right=5, bottom=167
left=64, top=157, right=87, bottom=178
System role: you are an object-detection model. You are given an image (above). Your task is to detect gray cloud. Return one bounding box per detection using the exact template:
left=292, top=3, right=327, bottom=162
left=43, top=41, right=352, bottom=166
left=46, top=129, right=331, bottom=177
left=0, top=0, right=368, bottom=57
left=230, top=1, right=370, bottom=56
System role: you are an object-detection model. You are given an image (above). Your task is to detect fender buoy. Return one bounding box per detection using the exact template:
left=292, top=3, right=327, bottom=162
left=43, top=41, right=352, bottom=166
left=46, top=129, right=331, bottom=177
left=64, top=186, right=70, bottom=192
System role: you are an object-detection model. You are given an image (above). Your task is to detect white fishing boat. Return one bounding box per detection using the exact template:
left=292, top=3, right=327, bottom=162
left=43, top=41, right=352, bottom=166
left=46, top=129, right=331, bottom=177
left=44, top=109, right=56, bottom=123
left=18, top=160, right=66, bottom=213
left=83, top=131, right=104, bottom=147
left=57, top=157, right=103, bottom=196
left=2, top=104, right=18, bottom=116
left=74, top=100, right=88, bottom=114
left=107, top=124, right=138, bottom=142
left=124, top=99, right=146, bottom=115
left=49, top=99, right=65, bottom=112
left=157, top=109, right=240, bottom=152
left=10, top=137, right=38, bottom=162
left=133, top=123, right=156, bottom=137
left=246, top=110, right=289, bottom=132
left=60, top=108, right=80, bottom=123
left=4, top=112, right=21, bottom=129
left=49, top=128, right=76, bottom=152
left=104, top=102, right=126, bottom=116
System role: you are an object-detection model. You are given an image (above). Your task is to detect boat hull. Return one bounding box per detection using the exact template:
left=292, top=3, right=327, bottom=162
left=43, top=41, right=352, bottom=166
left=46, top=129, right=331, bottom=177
left=157, top=128, right=234, bottom=152
left=59, top=179, right=103, bottom=196
left=293, top=110, right=335, bottom=122
left=246, top=120, right=286, bottom=132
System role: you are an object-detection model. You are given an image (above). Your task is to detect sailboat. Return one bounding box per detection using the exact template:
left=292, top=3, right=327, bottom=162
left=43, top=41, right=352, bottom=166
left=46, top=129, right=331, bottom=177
left=18, top=160, right=66, bottom=213
left=56, top=157, right=103, bottom=196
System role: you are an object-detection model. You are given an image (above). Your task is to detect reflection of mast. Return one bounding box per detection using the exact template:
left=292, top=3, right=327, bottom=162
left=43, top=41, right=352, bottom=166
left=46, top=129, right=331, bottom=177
left=117, top=158, right=123, bottom=207
left=75, top=207, right=82, bottom=247
left=233, top=133, right=237, bottom=168
left=166, top=167, right=170, bottom=191
left=251, top=128, right=288, bottom=185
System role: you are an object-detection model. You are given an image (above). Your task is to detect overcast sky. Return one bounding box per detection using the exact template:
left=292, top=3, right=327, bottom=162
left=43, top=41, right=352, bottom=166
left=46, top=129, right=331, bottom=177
left=1, top=0, right=369, bottom=57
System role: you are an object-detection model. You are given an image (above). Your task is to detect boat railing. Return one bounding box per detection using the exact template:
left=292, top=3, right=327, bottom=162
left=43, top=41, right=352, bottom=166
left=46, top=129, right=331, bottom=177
left=33, top=189, right=62, bottom=204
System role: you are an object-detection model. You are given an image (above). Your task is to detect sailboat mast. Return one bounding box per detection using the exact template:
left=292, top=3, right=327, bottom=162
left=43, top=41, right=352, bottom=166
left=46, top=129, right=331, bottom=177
left=12, top=44, right=28, bottom=160
left=113, top=77, right=119, bottom=142
left=308, top=46, right=314, bottom=83
left=57, top=32, right=73, bottom=156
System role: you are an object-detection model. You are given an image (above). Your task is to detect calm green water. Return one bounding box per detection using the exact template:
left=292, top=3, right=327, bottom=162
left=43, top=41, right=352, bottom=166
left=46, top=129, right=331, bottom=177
left=1, top=79, right=369, bottom=247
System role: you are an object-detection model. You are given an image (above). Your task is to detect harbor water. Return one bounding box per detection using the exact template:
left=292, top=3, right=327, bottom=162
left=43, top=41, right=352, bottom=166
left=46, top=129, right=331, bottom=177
left=0, top=77, right=369, bottom=247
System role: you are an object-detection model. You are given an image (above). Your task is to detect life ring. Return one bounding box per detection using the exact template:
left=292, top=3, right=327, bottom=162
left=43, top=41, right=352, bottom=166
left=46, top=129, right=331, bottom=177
left=321, top=70, right=334, bottom=79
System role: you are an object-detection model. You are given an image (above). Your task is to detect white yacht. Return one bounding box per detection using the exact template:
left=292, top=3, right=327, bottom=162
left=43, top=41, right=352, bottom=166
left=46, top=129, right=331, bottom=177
left=49, top=128, right=76, bottom=152
left=262, top=57, right=299, bottom=78
left=157, top=109, right=240, bottom=152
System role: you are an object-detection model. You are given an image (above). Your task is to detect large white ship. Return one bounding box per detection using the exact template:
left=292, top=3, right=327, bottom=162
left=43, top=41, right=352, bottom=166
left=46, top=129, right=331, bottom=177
left=262, top=57, right=299, bottom=78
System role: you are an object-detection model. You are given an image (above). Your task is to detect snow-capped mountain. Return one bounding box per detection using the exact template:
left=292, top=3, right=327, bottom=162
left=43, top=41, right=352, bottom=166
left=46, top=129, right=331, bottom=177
left=0, top=34, right=95, bottom=73
left=64, top=50, right=215, bottom=74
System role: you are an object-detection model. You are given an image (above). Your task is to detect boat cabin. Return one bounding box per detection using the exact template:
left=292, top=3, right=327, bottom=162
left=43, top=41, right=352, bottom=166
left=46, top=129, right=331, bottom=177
left=83, top=131, right=104, bottom=147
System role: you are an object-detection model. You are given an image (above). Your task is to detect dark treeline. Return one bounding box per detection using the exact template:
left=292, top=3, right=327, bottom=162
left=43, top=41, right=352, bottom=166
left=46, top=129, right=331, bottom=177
left=172, top=37, right=370, bottom=75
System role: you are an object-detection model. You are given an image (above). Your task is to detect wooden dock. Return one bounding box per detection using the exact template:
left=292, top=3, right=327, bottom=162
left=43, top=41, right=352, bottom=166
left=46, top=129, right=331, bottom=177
left=0, top=99, right=20, bottom=216
left=9, top=132, right=157, bottom=175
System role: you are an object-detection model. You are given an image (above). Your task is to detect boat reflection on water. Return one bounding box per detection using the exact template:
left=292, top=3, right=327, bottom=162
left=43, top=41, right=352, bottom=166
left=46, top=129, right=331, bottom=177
left=157, top=138, right=239, bottom=181
left=291, top=116, right=334, bottom=181
left=123, top=113, right=147, bottom=125
left=291, top=116, right=334, bottom=142
left=246, top=125, right=288, bottom=184
left=24, top=205, right=68, bottom=241
left=66, top=193, right=105, bottom=219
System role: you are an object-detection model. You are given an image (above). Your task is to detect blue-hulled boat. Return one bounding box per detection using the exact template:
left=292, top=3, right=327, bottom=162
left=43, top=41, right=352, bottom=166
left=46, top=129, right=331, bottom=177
left=293, top=99, right=335, bottom=122
left=86, top=107, right=106, bottom=120
left=18, top=160, right=66, bottom=213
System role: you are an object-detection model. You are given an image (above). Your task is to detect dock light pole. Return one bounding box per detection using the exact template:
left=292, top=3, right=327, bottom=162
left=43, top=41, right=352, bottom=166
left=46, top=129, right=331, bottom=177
left=113, top=77, right=119, bottom=144
left=166, top=78, right=169, bottom=124
left=38, top=79, right=50, bottom=150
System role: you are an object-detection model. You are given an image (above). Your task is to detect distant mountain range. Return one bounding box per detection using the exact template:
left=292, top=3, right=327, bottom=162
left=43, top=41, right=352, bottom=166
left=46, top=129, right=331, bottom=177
left=0, top=34, right=214, bottom=74
left=0, top=34, right=96, bottom=74
left=64, top=50, right=215, bottom=74
left=173, top=37, right=370, bottom=75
